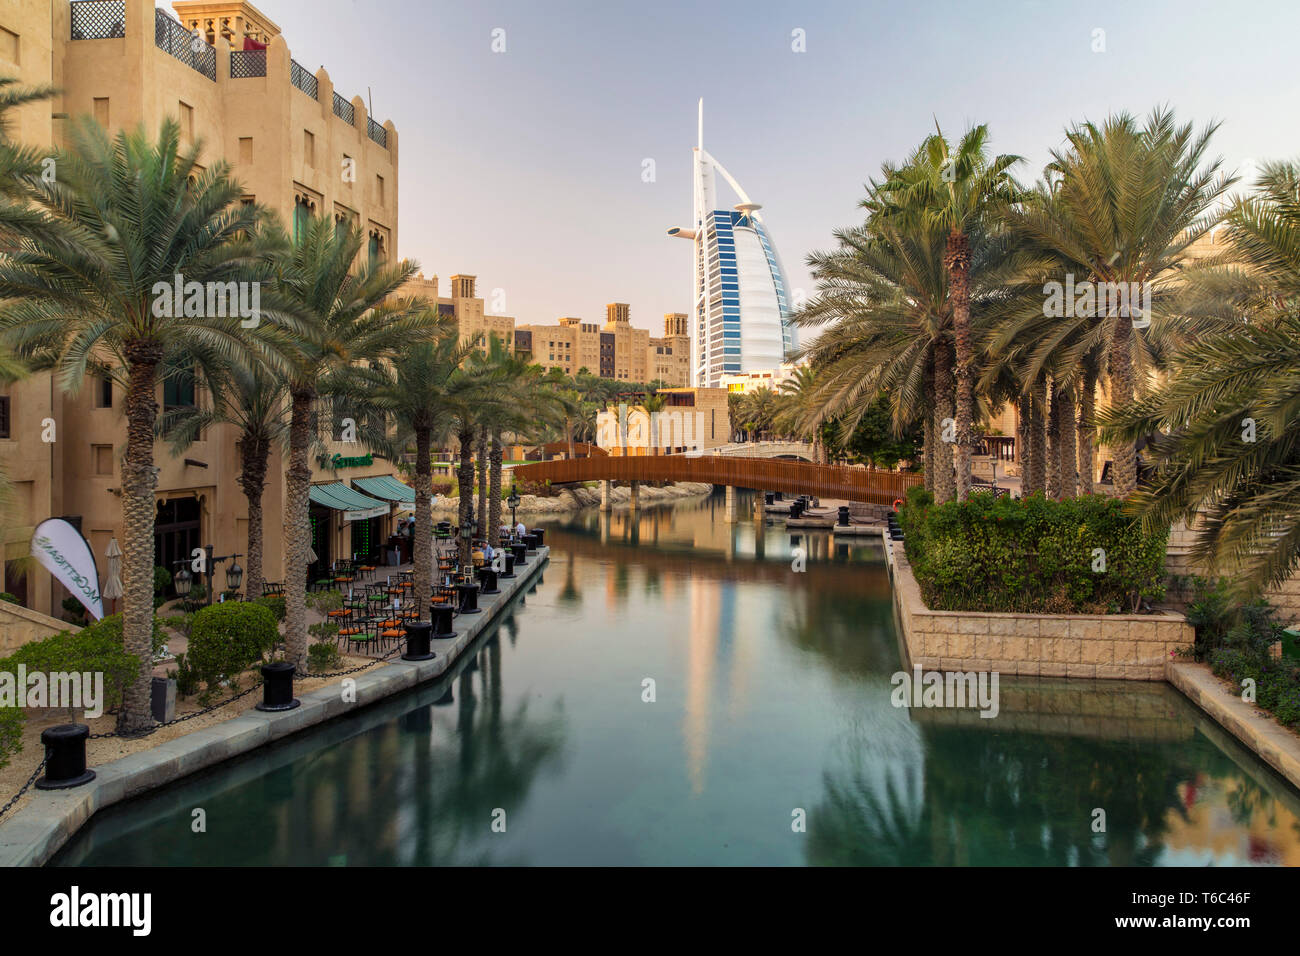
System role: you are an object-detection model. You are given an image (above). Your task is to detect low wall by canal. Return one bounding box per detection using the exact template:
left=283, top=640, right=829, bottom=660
left=890, top=543, right=1192, bottom=680
left=0, top=547, right=550, bottom=867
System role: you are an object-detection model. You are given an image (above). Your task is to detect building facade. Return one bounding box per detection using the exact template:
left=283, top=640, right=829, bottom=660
left=668, top=101, right=795, bottom=388
left=0, top=0, right=406, bottom=615
left=595, top=388, right=731, bottom=456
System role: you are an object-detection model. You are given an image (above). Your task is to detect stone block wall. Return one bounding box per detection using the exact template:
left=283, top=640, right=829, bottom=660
left=893, top=547, right=1192, bottom=680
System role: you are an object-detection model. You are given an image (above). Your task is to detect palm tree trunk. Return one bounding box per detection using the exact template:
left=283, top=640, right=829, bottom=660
left=946, top=230, right=974, bottom=503
left=118, top=343, right=162, bottom=733
left=1045, top=381, right=1061, bottom=500
left=238, top=433, right=269, bottom=600
left=457, top=423, right=475, bottom=567
left=1015, top=390, right=1030, bottom=494
left=1057, top=386, right=1077, bottom=499
left=923, top=409, right=935, bottom=493
left=1029, top=375, right=1047, bottom=495
left=283, top=388, right=314, bottom=675
left=1109, top=321, right=1137, bottom=495
left=488, top=432, right=503, bottom=548
left=412, top=427, right=433, bottom=622
left=1078, top=369, right=1096, bottom=495
left=932, top=342, right=956, bottom=504
left=475, top=425, right=488, bottom=534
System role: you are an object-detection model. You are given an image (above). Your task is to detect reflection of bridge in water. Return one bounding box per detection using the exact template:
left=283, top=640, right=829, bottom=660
left=513, top=455, right=921, bottom=508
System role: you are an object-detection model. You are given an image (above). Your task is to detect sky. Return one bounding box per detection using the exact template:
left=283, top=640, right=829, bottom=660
left=236, top=0, right=1300, bottom=334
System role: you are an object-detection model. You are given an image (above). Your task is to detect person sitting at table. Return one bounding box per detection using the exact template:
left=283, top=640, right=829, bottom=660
left=482, top=540, right=495, bottom=564
left=515, top=520, right=526, bottom=538
left=471, top=540, right=486, bottom=568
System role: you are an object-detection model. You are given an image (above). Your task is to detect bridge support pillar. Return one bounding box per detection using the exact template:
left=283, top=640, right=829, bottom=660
left=601, top=479, right=613, bottom=512
left=629, top=480, right=640, bottom=511
left=724, top=485, right=737, bottom=522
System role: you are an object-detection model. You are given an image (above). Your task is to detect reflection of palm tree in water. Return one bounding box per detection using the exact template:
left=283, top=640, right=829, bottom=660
left=401, top=636, right=566, bottom=865
left=558, top=551, right=581, bottom=605
left=806, top=727, right=1210, bottom=866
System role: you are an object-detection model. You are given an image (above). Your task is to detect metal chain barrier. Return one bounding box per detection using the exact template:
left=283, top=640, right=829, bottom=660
left=0, top=646, right=403, bottom=820
left=0, top=756, right=47, bottom=822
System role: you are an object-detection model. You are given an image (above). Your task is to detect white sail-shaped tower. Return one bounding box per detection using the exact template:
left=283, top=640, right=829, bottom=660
left=668, top=100, right=795, bottom=388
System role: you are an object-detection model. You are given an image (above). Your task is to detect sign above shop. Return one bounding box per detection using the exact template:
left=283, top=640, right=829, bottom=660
left=329, top=452, right=374, bottom=470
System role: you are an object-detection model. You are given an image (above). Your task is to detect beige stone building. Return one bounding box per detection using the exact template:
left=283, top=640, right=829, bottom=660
left=0, top=0, right=406, bottom=616
left=595, top=388, right=730, bottom=456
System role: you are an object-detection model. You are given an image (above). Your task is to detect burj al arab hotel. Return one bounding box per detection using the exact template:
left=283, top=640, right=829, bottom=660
left=668, top=101, right=796, bottom=388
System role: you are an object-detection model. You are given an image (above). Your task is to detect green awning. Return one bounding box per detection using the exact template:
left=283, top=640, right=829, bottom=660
left=309, top=482, right=390, bottom=521
left=354, top=475, right=416, bottom=503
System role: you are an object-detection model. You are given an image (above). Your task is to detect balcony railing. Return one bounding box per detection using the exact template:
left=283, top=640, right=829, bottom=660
left=229, top=49, right=267, bottom=78
left=367, top=117, right=387, bottom=149
left=155, top=8, right=216, bottom=81
left=290, top=59, right=318, bottom=99
left=70, top=0, right=125, bottom=39
left=332, top=91, right=355, bottom=125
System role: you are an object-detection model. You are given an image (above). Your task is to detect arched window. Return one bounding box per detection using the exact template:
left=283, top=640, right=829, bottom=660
left=293, top=193, right=315, bottom=243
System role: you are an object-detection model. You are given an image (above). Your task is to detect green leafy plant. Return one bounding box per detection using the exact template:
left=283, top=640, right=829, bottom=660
left=0, top=705, right=22, bottom=771
left=0, top=592, right=19, bottom=605
left=0, top=614, right=146, bottom=715
left=898, top=491, right=1168, bottom=613
left=187, top=602, right=278, bottom=700
left=305, top=589, right=343, bottom=615
left=254, top=594, right=286, bottom=623
left=169, top=651, right=201, bottom=698
left=307, top=641, right=342, bottom=673
left=153, top=566, right=172, bottom=609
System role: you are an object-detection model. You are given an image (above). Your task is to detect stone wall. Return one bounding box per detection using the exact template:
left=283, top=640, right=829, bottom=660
left=0, top=601, right=75, bottom=655
left=892, top=546, right=1193, bottom=680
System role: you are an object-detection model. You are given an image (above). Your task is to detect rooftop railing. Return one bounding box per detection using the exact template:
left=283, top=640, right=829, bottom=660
left=367, top=117, right=387, bottom=149
left=154, top=8, right=215, bottom=81
left=332, top=91, right=355, bottom=125
left=229, top=49, right=267, bottom=78
left=70, top=0, right=125, bottom=39
left=290, top=59, right=318, bottom=99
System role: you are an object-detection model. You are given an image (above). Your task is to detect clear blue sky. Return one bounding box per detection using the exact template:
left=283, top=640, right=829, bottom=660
left=247, top=0, right=1300, bottom=332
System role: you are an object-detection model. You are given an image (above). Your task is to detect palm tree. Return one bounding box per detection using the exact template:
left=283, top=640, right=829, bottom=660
left=1010, top=108, right=1230, bottom=496
left=641, top=392, right=668, bottom=453
left=349, top=320, right=468, bottom=620
left=0, top=118, right=276, bottom=731
left=272, top=215, right=427, bottom=673
left=158, top=362, right=288, bottom=599
left=1101, top=160, right=1300, bottom=593
left=873, top=124, right=1022, bottom=501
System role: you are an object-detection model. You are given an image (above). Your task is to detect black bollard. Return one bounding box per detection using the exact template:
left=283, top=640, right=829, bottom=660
left=478, top=565, right=500, bottom=595
left=256, top=661, right=300, bottom=712
left=432, top=603, right=457, bottom=639
left=402, top=620, right=435, bottom=662
left=35, top=724, right=95, bottom=790
left=499, top=551, right=516, bottom=579
left=764, top=492, right=775, bottom=506
left=838, top=506, right=851, bottom=527
left=456, top=580, right=482, bottom=614
left=512, top=542, right=529, bottom=567
left=524, top=532, right=539, bottom=553
left=533, top=528, right=545, bottom=548
left=775, top=490, right=784, bottom=501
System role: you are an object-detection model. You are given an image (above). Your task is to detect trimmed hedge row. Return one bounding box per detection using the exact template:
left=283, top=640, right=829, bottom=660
left=898, top=487, right=1168, bottom=614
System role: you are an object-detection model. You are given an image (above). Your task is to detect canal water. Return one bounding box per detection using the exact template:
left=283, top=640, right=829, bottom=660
left=55, top=491, right=1300, bottom=865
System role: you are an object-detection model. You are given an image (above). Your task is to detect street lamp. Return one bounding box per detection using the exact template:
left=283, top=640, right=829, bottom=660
left=507, top=484, right=521, bottom=531
left=174, top=566, right=193, bottom=597
left=225, top=559, right=244, bottom=593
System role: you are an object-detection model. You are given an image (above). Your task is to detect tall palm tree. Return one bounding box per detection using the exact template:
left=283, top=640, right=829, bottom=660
left=1102, top=160, right=1300, bottom=593
left=873, top=124, right=1022, bottom=501
left=348, top=320, right=468, bottom=620
left=158, top=361, right=288, bottom=600
left=641, top=392, right=668, bottom=453
left=1010, top=108, right=1230, bottom=496
left=0, top=119, right=277, bottom=731
left=273, top=215, right=427, bottom=673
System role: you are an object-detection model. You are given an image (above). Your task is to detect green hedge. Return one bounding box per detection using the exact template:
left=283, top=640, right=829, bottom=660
left=0, top=615, right=147, bottom=768
left=187, top=602, right=277, bottom=695
left=898, top=490, right=1168, bottom=614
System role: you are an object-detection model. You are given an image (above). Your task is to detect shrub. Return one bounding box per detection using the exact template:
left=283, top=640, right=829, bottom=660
left=254, top=594, right=286, bottom=623
left=187, top=602, right=278, bottom=696
left=0, top=614, right=146, bottom=713
left=898, top=491, right=1167, bottom=614
left=0, top=705, right=22, bottom=770
left=307, top=641, right=342, bottom=674
left=153, top=566, right=172, bottom=609
left=0, top=592, right=19, bottom=604
left=170, top=652, right=201, bottom=698
left=305, top=589, right=343, bottom=615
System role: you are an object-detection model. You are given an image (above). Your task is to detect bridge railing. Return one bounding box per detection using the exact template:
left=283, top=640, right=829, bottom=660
left=512, top=456, right=922, bottom=506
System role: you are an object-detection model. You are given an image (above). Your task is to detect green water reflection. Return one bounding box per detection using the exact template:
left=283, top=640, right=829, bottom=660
left=55, top=492, right=1300, bottom=865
